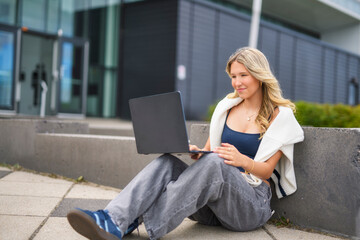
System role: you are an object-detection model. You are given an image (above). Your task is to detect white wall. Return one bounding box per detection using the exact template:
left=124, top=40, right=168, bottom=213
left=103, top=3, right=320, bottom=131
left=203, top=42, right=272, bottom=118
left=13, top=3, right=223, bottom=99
left=321, top=23, right=360, bottom=54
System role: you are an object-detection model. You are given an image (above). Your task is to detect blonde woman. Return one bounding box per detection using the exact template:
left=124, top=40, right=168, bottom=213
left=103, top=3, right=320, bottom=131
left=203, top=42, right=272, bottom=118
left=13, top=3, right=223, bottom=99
left=67, top=47, right=304, bottom=240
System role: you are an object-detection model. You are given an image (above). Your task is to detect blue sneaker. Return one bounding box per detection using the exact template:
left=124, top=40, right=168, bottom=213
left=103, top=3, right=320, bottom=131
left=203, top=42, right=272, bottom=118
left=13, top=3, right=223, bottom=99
left=67, top=208, right=122, bottom=240
left=124, top=218, right=140, bottom=236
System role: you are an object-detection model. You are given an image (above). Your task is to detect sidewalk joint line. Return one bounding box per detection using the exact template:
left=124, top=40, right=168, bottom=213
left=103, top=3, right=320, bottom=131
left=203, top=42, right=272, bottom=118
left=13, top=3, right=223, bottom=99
left=262, top=225, right=277, bottom=240
left=28, top=182, right=76, bottom=240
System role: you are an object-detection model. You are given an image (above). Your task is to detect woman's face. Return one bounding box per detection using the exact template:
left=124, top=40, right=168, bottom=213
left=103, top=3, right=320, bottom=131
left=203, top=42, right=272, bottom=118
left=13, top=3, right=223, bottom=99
left=230, top=61, right=262, bottom=100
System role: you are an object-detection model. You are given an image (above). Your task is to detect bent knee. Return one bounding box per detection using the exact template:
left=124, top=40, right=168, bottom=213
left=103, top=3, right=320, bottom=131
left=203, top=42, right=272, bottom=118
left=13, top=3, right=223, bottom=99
left=154, top=154, right=188, bottom=169
left=199, top=153, right=227, bottom=167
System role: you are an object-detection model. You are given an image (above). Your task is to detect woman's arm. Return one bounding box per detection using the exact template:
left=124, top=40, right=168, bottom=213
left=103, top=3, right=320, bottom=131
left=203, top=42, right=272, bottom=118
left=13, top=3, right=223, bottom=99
left=214, top=143, right=282, bottom=180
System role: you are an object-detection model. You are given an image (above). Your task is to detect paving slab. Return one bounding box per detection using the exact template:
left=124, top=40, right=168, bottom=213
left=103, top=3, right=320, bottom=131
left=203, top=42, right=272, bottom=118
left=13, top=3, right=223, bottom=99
left=36, top=216, right=271, bottom=240
left=0, top=171, right=72, bottom=184
left=51, top=198, right=111, bottom=217
left=0, top=215, right=45, bottom=240
left=0, top=181, right=72, bottom=197
left=65, top=183, right=120, bottom=199
left=33, top=217, right=87, bottom=240
left=265, top=224, right=343, bottom=240
left=0, top=170, right=11, bottom=179
left=0, top=196, right=61, bottom=216
left=0, top=166, right=11, bottom=171
left=124, top=218, right=272, bottom=240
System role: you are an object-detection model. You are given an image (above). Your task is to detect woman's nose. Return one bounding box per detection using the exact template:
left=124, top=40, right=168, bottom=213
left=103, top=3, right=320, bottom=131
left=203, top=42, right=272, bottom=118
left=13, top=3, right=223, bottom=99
left=234, top=78, right=242, bottom=87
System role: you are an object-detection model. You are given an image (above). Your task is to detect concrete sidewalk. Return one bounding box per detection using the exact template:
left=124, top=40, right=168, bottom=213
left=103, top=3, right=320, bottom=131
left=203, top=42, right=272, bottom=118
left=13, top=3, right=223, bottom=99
left=0, top=166, right=346, bottom=240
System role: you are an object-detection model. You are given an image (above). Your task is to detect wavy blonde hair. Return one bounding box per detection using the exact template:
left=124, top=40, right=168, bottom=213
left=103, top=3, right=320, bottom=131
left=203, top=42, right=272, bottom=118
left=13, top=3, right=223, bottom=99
left=225, top=47, right=295, bottom=136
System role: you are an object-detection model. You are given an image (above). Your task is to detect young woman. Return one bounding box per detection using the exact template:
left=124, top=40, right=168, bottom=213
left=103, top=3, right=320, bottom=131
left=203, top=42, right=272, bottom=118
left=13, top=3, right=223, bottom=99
left=67, top=47, right=304, bottom=240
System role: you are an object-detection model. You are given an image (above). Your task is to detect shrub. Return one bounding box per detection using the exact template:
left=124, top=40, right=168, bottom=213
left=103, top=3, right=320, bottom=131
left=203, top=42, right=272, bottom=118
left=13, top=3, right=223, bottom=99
left=295, top=101, right=360, bottom=127
left=206, top=100, right=360, bottom=127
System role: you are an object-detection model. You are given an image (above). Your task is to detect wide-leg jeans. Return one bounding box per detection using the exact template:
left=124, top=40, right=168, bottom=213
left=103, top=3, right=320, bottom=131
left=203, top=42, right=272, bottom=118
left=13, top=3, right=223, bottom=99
left=105, top=153, right=272, bottom=240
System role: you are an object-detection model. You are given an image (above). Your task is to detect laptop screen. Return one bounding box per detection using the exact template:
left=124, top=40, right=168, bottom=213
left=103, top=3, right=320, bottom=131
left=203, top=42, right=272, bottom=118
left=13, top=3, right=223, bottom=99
left=129, top=91, right=190, bottom=154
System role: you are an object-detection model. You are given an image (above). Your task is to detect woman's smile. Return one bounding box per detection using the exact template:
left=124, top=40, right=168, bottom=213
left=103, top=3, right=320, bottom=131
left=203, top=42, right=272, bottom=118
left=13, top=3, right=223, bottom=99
left=237, top=88, right=246, bottom=93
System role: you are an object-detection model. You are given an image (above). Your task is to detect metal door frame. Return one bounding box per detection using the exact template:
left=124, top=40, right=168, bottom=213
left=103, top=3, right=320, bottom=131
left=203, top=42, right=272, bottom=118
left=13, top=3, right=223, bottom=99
left=57, top=36, right=89, bottom=118
left=0, top=23, right=21, bottom=115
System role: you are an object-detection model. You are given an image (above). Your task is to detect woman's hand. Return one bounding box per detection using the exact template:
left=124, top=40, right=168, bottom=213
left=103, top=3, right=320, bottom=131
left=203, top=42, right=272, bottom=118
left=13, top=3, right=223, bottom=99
left=189, top=144, right=204, bottom=160
left=213, top=143, right=249, bottom=168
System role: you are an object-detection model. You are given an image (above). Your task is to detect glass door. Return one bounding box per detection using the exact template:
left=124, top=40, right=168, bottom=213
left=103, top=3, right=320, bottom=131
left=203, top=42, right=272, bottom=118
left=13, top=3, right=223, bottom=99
left=58, top=37, right=89, bottom=116
left=0, top=24, right=18, bottom=112
left=19, top=33, right=54, bottom=116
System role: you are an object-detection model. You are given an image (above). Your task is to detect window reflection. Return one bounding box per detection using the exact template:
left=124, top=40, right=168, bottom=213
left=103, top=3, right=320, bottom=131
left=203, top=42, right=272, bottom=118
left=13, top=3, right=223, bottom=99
left=0, top=30, right=14, bottom=109
left=0, top=0, right=16, bottom=25
left=60, top=41, right=83, bottom=113
left=47, top=0, right=60, bottom=33
left=22, top=0, right=46, bottom=31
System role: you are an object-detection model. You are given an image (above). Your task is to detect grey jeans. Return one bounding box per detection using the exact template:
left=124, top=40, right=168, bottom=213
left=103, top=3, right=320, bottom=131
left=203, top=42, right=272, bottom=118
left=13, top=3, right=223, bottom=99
left=105, top=153, right=272, bottom=240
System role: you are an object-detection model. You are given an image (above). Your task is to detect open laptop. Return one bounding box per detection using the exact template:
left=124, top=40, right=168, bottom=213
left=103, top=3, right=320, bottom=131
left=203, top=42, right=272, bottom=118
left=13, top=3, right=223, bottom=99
left=129, top=91, right=213, bottom=154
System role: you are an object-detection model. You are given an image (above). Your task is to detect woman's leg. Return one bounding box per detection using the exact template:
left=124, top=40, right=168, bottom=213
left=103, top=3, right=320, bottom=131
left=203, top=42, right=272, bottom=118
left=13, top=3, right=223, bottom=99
left=142, top=153, right=272, bottom=239
left=105, top=154, right=188, bottom=234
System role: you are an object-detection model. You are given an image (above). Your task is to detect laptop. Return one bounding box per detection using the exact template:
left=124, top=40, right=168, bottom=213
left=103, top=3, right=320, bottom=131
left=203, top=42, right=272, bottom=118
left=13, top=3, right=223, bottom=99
left=129, top=91, right=213, bottom=155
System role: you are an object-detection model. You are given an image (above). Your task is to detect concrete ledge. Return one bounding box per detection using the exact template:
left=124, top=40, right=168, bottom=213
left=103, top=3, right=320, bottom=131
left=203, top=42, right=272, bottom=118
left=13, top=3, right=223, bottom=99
left=89, top=127, right=134, bottom=137
left=190, top=124, right=360, bottom=239
left=34, top=134, right=193, bottom=189
left=34, top=134, right=154, bottom=188
left=0, top=119, right=89, bottom=169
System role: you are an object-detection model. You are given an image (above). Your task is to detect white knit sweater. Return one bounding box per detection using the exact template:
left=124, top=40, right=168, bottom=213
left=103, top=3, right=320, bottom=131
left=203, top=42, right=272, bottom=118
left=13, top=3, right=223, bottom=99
left=209, top=96, right=304, bottom=199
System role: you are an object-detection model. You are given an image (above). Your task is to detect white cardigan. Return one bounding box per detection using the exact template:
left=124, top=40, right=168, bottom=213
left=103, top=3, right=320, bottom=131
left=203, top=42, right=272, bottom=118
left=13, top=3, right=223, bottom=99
left=209, top=96, right=304, bottom=199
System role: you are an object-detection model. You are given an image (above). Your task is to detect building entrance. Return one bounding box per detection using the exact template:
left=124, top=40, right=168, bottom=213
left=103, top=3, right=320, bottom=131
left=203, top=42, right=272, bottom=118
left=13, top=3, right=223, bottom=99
left=17, top=32, right=89, bottom=117
left=19, top=33, right=54, bottom=116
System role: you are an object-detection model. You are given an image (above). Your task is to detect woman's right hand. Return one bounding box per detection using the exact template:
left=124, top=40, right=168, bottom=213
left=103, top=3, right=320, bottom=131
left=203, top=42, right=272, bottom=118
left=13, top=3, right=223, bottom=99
left=189, top=144, right=203, bottom=160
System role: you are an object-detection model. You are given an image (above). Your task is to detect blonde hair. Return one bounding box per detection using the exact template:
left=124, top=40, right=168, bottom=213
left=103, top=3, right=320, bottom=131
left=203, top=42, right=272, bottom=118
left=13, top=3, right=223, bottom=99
left=225, top=47, right=295, bottom=136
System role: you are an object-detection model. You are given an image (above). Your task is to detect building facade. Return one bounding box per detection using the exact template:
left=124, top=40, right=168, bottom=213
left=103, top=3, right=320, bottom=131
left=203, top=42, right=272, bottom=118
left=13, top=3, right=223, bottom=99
left=0, top=0, right=120, bottom=118
left=0, top=0, right=359, bottom=120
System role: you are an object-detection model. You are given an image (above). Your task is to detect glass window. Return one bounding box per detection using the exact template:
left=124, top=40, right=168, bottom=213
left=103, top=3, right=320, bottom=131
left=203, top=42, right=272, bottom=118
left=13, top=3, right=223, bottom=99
left=60, top=0, right=90, bottom=37
left=60, top=41, right=83, bottom=113
left=104, top=2, right=119, bottom=68
left=60, top=0, right=75, bottom=36
left=0, top=0, right=16, bottom=25
left=91, top=0, right=108, bottom=9
left=348, top=77, right=359, bottom=105
left=47, top=0, right=60, bottom=33
left=108, top=0, right=122, bottom=5
left=102, top=69, right=117, bottom=117
left=0, top=30, right=14, bottom=109
left=21, top=0, right=46, bottom=31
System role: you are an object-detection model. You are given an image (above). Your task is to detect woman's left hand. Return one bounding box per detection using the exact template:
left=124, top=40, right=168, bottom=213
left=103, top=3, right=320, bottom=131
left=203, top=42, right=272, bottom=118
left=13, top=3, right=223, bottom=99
left=213, top=143, right=247, bottom=167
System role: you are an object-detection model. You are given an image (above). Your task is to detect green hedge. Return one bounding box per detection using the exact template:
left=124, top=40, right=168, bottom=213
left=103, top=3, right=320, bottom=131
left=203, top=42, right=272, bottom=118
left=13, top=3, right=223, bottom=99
left=206, top=101, right=360, bottom=127
left=295, top=101, right=360, bottom=128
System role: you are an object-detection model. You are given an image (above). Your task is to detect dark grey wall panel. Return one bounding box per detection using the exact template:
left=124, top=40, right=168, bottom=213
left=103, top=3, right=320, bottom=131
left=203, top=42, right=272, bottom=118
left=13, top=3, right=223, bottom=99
left=335, top=53, right=347, bottom=103
left=259, top=26, right=278, bottom=75
left=294, top=39, right=322, bottom=102
left=323, top=48, right=336, bottom=103
left=277, top=33, right=295, bottom=100
left=187, top=3, right=217, bottom=119
left=216, top=13, right=250, bottom=101
left=120, top=0, right=178, bottom=118
left=176, top=0, right=192, bottom=107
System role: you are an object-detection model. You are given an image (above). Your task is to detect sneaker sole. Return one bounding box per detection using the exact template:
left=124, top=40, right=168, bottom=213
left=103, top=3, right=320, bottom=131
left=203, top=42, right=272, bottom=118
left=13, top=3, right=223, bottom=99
left=67, top=209, right=120, bottom=240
